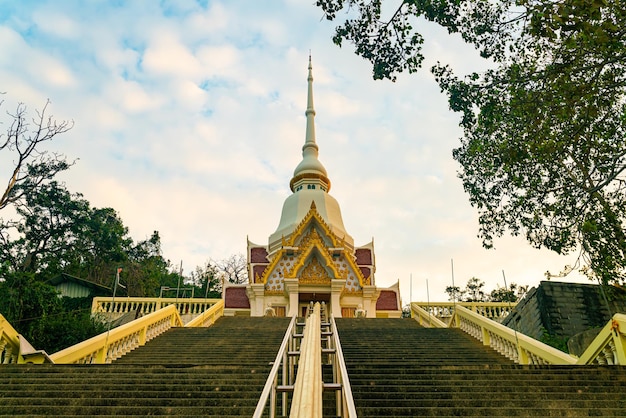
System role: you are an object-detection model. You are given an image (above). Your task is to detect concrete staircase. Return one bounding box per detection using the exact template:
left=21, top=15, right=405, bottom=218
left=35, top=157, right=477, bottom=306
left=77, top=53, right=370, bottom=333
left=336, top=318, right=626, bottom=417
left=0, top=316, right=290, bottom=417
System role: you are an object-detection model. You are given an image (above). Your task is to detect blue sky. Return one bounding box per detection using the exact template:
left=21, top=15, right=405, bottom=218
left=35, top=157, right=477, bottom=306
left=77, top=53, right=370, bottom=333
left=0, top=0, right=588, bottom=300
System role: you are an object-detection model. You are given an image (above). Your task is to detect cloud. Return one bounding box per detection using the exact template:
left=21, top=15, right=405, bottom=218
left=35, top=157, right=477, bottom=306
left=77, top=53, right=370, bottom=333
left=0, top=0, right=591, bottom=305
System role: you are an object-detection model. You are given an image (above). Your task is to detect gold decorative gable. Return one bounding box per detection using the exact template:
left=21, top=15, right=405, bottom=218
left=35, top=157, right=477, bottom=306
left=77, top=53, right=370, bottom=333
left=286, top=201, right=341, bottom=248
left=299, top=256, right=331, bottom=284
left=288, top=241, right=341, bottom=280
left=259, top=203, right=369, bottom=287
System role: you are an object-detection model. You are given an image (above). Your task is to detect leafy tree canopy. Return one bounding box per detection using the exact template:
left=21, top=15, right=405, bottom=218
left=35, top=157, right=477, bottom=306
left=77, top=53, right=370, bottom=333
left=0, top=181, right=178, bottom=297
left=317, top=0, right=626, bottom=285
left=445, top=277, right=528, bottom=302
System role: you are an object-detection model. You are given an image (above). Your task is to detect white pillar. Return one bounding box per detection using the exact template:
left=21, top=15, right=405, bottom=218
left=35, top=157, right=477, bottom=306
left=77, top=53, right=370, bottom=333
left=362, top=286, right=380, bottom=318
left=284, top=278, right=299, bottom=317
left=247, top=284, right=266, bottom=317
left=331, top=279, right=344, bottom=317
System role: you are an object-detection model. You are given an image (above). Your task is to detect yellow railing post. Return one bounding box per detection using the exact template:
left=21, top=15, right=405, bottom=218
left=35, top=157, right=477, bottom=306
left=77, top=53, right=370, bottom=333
left=614, top=327, right=626, bottom=365
left=481, top=326, right=491, bottom=346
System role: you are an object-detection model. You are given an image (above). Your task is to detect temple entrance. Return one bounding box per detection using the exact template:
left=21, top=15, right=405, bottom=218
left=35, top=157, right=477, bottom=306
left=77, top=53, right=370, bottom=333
left=299, top=292, right=330, bottom=317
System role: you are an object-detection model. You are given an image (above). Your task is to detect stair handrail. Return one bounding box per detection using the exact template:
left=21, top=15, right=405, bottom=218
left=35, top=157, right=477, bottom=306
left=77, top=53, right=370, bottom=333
left=412, top=301, right=517, bottom=323
left=290, top=302, right=323, bottom=418
left=0, top=314, right=21, bottom=364
left=414, top=302, right=626, bottom=366
left=184, top=299, right=224, bottom=328
left=576, top=313, right=626, bottom=365
left=50, top=304, right=183, bottom=364
left=92, top=296, right=221, bottom=323
left=329, top=316, right=357, bottom=418
left=449, top=305, right=577, bottom=365
left=253, top=315, right=298, bottom=418
left=410, top=303, right=448, bottom=328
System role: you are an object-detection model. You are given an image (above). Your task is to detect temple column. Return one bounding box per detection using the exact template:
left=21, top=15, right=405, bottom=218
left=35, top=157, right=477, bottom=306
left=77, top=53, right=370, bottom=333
left=331, top=279, right=344, bottom=317
left=362, top=285, right=380, bottom=318
left=247, top=284, right=266, bottom=317
left=284, top=278, right=299, bottom=317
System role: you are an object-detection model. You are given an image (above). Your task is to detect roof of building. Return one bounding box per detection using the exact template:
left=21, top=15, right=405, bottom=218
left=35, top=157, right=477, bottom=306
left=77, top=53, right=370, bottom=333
left=46, top=273, right=113, bottom=296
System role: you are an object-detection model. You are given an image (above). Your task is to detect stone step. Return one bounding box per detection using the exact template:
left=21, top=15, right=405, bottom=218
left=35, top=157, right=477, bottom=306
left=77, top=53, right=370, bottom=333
left=335, top=318, right=626, bottom=417
left=354, top=406, right=626, bottom=417
left=0, top=405, right=259, bottom=416
left=0, top=396, right=261, bottom=407
left=0, top=316, right=290, bottom=417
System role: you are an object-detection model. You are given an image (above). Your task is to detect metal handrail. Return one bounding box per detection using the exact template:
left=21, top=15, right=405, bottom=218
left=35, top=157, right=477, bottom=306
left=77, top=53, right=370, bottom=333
left=330, top=316, right=357, bottom=418
left=253, top=315, right=298, bottom=418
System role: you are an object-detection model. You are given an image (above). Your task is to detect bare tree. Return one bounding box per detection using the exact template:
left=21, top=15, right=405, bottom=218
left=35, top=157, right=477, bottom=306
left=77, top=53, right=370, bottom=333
left=0, top=98, right=73, bottom=211
left=215, top=253, right=248, bottom=284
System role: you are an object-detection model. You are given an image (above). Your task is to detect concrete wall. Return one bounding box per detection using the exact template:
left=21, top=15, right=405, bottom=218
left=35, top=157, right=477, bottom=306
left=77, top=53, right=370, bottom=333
left=502, top=281, right=626, bottom=342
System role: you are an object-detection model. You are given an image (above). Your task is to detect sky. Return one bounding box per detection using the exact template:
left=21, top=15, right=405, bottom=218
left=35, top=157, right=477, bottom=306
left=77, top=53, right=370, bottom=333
left=0, top=0, right=590, bottom=302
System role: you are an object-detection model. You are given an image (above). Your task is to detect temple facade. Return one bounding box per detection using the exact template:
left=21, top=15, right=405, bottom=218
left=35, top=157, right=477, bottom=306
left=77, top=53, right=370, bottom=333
left=224, top=59, right=401, bottom=318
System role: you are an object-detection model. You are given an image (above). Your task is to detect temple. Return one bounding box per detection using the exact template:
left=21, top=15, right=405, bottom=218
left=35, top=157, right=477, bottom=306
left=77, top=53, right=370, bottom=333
left=224, top=58, right=401, bottom=318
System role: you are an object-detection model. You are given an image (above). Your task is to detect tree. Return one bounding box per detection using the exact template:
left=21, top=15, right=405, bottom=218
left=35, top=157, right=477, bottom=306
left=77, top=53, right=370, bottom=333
left=464, top=277, right=487, bottom=302
left=189, top=262, right=222, bottom=298
left=0, top=98, right=73, bottom=211
left=445, top=277, right=527, bottom=302
left=0, top=181, right=178, bottom=296
left=0, top=271, right=107, bottom=353
left=214, top=253, right=248, bottom=284
left=0, top=181, right=93, bottom=274
left=317, top=0, right=626, bottom=285
left=490, top=283, right=529, bottom=303
left=444, top=285, right=462, bottom=302
left=445, top=278, right=487, bottom=302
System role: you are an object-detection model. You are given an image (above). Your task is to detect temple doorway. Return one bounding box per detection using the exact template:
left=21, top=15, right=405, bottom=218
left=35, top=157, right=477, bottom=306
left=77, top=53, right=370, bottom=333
left=299, top=292, right=330, bottom=317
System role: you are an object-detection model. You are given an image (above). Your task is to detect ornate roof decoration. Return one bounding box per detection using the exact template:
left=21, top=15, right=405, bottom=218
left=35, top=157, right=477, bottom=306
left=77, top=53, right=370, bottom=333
left=287, top=236, right=342, bottom=279
left=299, top=256, right=332, bottom=285
left=286, top=201, right=339, bottom=248
left=289, top=56, right=331, bottom=193
left=259, top=202, right=369, bottom=287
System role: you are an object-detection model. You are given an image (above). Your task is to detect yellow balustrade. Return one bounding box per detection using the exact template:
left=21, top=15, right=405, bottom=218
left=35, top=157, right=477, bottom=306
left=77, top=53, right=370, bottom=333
left=51, top=304, right=183, bottom=364
left=576, top=313, right=626, bottom=365
left=413, top=302, right=626, bottom=366
left=185, top=300, right=224, bottom=328
left=91, top=297, right=221, bottom=323
left=451, top=305, right=577, bottom=365
left=413, top=301, right=517, bottom=323
left=1, top=314, right=20, bottom=364
left=290, top=302, right=323, bottom=418
left=0, top=314, right=52, bottom=364
left=411, top=304, right=448, bottom=328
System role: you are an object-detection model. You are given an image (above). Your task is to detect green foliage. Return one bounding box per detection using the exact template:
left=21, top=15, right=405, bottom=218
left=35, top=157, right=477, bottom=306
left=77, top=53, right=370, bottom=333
left=0, top=273, right=106, bottom=353
left=540, top=327, right=569, bottom=353
left=317, top=0, right=626, bottom=285
left=445, top=278, right=528, bottom=302
left=0, top=271, right=61, bottom=332
left=0, top=181, right=181, bottom=297
left=189, top=262, right=222, bottom=298
left=445, top=285, right=462, bottom=302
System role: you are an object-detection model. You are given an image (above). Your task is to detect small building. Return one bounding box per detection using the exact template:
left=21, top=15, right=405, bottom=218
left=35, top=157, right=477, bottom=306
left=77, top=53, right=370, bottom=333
left=47, top=273, right=112, bottom=298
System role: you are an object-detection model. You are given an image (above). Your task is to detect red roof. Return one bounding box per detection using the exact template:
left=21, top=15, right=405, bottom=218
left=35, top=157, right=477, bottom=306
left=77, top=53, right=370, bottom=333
left=224, top=287, right=250, bottom=309
left=376, top=290, right=398, bottom=311
left=355, top=248, right=372, bottom=265
left=250, top=247, right=269, bottom=263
